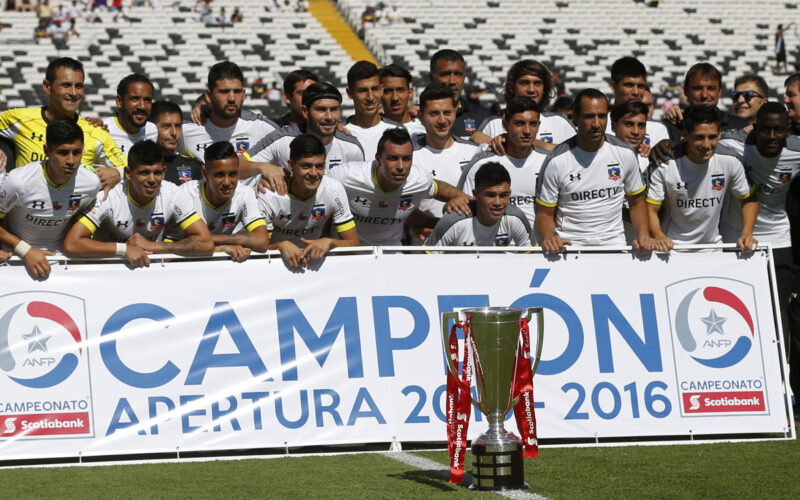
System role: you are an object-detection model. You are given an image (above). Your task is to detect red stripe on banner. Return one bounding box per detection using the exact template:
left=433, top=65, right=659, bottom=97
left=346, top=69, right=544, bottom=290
left=682, top=391, right=765, bottom=413
left=0, top=412, right=90, bottom=436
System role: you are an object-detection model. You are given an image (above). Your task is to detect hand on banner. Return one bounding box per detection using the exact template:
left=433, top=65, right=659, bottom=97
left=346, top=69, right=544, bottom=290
left=24, top=247, right=54, bottom=280
left=738, top=234, right=758, bottom=254
left=277, top=240, right=307, bottom=268
left=541, top=233, right=571, bottom=253
left=300, top=237, right=333, bottom=262
left=125, top=245, right=152, bottom=268
left=217, top=244, right=251, bottom=262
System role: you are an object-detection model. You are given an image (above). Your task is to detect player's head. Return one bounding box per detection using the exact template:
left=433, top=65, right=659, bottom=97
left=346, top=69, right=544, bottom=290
left=684, top=63, right=722, bottom=106
left=683, top=105, right=721, bottom=163
left=149, top=100, right=184, bottom=155
left=551, top=96, right=573, bottom=122
left=609, top=57, right=647, bottom=104
left=754, top=102, right=790, bottom=157
left=573, top=88, right=609, bottom=149
left=126, top=140, right=165, bottom=202
left=473, top=162, right=512, bottom=226
left=302, top=82, right=342, bottom=139
left=283, top=69, right=319, bottom=118
left=288, top=134, right=326, bottom=194
left=784, top=73, right=800, bottom=127
left=205, top=61, right=245, bottom=120
left=44, top=118, right=84, bottom=179
left=116, top=73, right=154, bottom=131
left=610, top=101, right=649, bottom=150
left=375, top=127, right=413, bottom=191
left=43, top=57, right=85, bottom=117
left=502, top=96, right=540, bottom=151
left=429, top=49, right=466, bottom=99
left=419, top=83, right=458, bottom=142
left=202, top=141, right=239, bottom=202
left=346, top=61, right=382, bottom=120
left=731, top=74, right=768, bottom=124
left=503, top=59, right=554, bottom=108
left=379, top=63, right=414, bottom=122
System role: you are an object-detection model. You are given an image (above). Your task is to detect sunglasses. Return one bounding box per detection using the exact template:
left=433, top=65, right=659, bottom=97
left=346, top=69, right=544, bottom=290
left=730, top=90, right=764, bottom=102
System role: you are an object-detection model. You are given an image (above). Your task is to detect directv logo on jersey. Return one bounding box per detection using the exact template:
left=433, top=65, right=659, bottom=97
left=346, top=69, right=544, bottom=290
left=711, top=175, right=725, bottom=191
left=311, top=204, right=326, bottom=220
left=607, top=164, right=621, bottom=181
left=778, top=172, right=792, bottom=184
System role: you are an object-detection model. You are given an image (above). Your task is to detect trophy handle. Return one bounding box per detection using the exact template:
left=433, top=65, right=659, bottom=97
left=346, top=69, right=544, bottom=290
left=526, top=307, right=545, bottom=376
left=441, top=312, right=462, bottom=377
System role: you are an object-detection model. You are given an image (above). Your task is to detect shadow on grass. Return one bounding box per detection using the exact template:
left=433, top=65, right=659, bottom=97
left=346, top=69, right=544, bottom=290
left=389, top=469, right=474, bottom=492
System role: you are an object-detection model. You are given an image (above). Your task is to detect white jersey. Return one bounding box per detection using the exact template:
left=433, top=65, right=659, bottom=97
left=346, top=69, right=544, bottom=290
left=101, top=116, right=157, bottom=157
left=79, top=180, right=201, bottom=242
left=646, top=144, right=754, bottom=245
left=401, top=117, right=426, bottom=139
left=425, top=203, right=532, bottom=247
left=257, top=175, right=354, bottom=246
left=244, top=124, right=365, bottom=173
left=181, top=109, right=278, bottom=180
left=413, top=135, right=479, bottom=218
left=479, top=111, right=576, bottom=144
left=536, top=135, right=646, bottom=246
left=458, top=147, right=548, bottom=233
left=605, top=114, right=670, bottom=147
left=0, top=161, right=100, bottom=252
left=171, top=180, right=265, bottom=238
left=344, top=116, right=404, bottom=160
left=328, top=160, right=436, bottom=246
left=718, top=130, right=800, bottom=248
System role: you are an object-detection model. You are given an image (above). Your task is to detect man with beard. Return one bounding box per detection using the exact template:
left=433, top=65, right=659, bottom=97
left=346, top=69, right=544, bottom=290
left=102, top=73, right=157, bottom=156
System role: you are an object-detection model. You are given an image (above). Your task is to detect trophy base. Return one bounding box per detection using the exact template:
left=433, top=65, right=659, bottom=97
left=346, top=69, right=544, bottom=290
left=468, top=441, right=528, bottom=491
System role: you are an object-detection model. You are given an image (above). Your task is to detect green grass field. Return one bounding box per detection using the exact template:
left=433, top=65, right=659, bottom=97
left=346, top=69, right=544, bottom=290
left=1, top=437, right=798, bottom=499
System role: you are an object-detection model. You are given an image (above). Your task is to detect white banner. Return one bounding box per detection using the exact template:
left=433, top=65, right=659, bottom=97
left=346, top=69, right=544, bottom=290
left=0, top=249, right=792, bottom=460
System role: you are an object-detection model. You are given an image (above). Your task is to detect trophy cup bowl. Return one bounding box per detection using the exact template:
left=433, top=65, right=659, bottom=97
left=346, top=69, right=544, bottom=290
left=442, top=306, right=544, bottom=491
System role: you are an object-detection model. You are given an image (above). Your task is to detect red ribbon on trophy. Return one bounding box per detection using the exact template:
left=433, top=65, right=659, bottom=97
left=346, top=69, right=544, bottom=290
left=446, top=320, right=474, bottom=483
left=512, top=317, right=539, bottom=458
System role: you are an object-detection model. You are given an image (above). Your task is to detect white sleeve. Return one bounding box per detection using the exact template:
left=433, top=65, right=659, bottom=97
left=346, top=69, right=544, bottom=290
left=170, top=188, right=199, bottom=227
left=0, top=173, right=20, bottom=216
left=729, top=159, right=755, bottom=200
left=646, top=164, right=666, bottom=204
left=509, top=217, right=532, bottom=246
left=621, top=149, right=646, bottom=195
left=240, top=188, right=265, bottom=230
left=536, top=158, right=561, bottom=207
left=331, top=178, right=354, bottom=227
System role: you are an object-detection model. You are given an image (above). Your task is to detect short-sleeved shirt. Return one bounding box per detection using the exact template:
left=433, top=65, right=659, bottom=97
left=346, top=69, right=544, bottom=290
left=0, top=160, right=101, bottom=252
left=718, top=130, right=800, bottom=248
left=413, top=135, right=478, bottom=218
left=605, top=114, right=670, bottom=147
left=425, top=202, right=531, bottom=247
left=328, top=160, right=437, bottom=246
left=162, top=154, right=204, bottom=185
left=479, top=111, right=576, bottom=145
left=536, top=135, right=646, bottom=246
left=344, top=116, right=404, bottom=160
left=79, top=180, right=200, bottom=242
left=101, top=116, right=157, bottom=157
left=458, top=147, right=548, bottom=233
left=167, top=180, right=265, bottom=239
left=0, top=107, right=127, bottom=169
left=400, top=117, right=426, bottom=139
left=257, top=175, right=354, bottom=245
left=646, top=144, right=754, bottom=244
left=181, top=110, right=278, bottom=163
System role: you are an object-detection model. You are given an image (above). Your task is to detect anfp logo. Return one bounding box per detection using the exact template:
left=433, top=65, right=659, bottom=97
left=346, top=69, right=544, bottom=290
left=0, top=293, right=87, bottom=388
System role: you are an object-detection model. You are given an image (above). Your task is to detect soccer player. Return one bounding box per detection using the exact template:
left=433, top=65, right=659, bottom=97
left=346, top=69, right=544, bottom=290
left=344, top=61, right=404, bottom=159
left=378, top=63, right=426, bottom=137
left=610, top=101, right=652, bottom=173
left=149, top=100, right=204, bottom=185
left=275, top=69, right=319, bottom=128
left=783, top=73, right=800, bottom=136
left=0, top=57, right=124, bottom=188
left=171, top=141, right=268, bottom=262
left=328, top=127, right=471, bottom=246
left=0, top=119, right=101, bottom=279
left=473, top=59, right=575, bottom=145
left=412, top=83, right=479, bottom=230
left=102, top=73, right=157, bottom=156
left=730, top=74, right=769, bottom=126
left=258, top=135, right=358, bottom=268
left=426, top=162, right=531, bottom=247
left=536, top=89, right=654, bottom=254
left=429, top=49, right=490, bottom=141
left=245, top=83, right=365, bottom=173
left=646, top=105, right=757, bottom=252
left=459, top=96, right=548, bottom=233
left=605, top=57, right=669, bottom=149
left=181, top=61, right=278, bottom=168
left=63, top=140, right=213, bottom=266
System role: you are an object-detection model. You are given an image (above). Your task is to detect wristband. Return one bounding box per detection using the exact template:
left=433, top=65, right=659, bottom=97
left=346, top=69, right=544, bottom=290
left=14, top=240, right=31, bottom=258
left=115, top=243, right=127, bottom=257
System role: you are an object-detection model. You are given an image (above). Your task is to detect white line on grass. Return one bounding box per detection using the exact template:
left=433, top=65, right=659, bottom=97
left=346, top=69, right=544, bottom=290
left=381, top=451, right=551, bottom=500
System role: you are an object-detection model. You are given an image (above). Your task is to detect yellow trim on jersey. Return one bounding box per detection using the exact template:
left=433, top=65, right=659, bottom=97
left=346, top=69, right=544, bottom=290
left=646, top=198, right=663, bottom=205
left=737, top=184, right=757, bottom=200
left=200, top=181, right=228, bottom=211
left=0, top=212, right=6, bottom=219
left=42, top=163, right=75, bottom=190
left=178, top=213, right=202, bottom=230
left=78, top=216, right=98, bottom=234
left=536, top=198, right=558, bottom=208
left=288, top=191, right=315, bottom=202
left=371, top=161, right=400, bottom=194
left=242, top=152, right=253, bottom=161
left=126, top=183, right=156, bottom=208
left=432, top=180, right=439, bottom=197
left=335, top=220, right=356, bottom=233
left=163, top=237, right=174, bottom=243
left=245, top=219, right=267, bottom=232
left=626, top=184, right=647, bottom=196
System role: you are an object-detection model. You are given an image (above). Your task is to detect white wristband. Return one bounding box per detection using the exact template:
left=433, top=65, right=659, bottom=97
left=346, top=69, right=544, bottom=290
left=115, top=243, right=127, bottom=257
left=14, top=240, right=31, bottom=258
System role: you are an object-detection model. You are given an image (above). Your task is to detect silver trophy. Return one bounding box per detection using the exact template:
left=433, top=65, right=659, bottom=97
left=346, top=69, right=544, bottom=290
left=442, top=306, right=544, bottom=491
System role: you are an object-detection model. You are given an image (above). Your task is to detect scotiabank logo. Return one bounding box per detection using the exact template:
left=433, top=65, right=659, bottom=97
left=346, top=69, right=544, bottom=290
left=0, top=413, right=90, bottom=436
left=682, top=392, right=765, bottom=413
